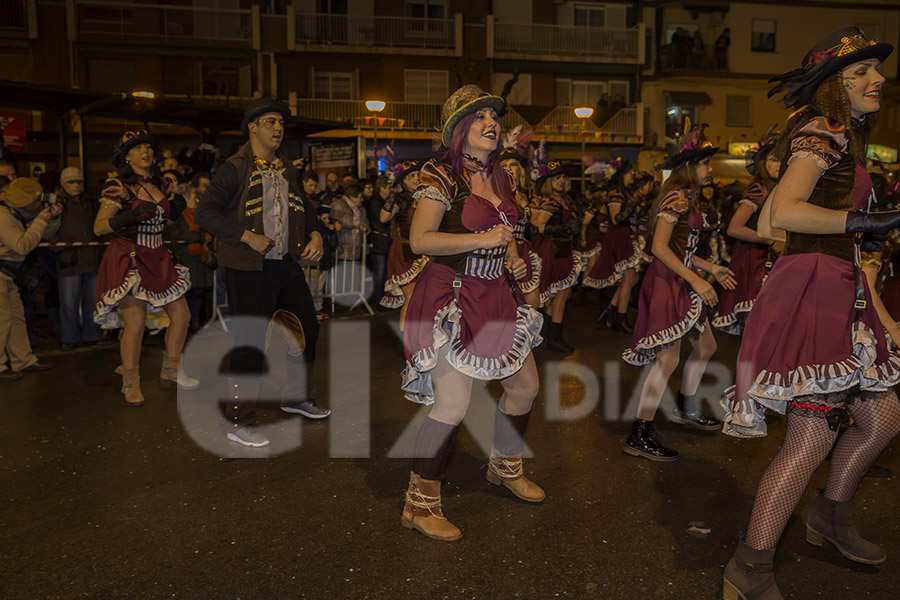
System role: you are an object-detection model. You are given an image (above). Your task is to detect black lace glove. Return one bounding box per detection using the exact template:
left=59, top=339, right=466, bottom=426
left=108, top=201, right=157, bottom=231
left=544, top=220, right=574, bottom=238
left=845, top=210, right=900, bottom=234
left=524, top=221, right=540, bottom=240
left=169, top=194, right=187, bottom=222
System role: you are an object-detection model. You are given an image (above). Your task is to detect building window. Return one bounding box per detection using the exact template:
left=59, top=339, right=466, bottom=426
left=726, top=95, right=751, bottom=127
left=557, top=79, right=608, bottom=107
left=574, top=3, right=605, bottom=27
left=404, top=69, right=448, bottom=103
left=317, top=0, right=348, bottom=14
left=313, top=71, right=355, bottom=100
left=751, top=20, right=776, bottom=52
left=194, top=65, right=241, bottom=96
left=609, top=80, right=629, bottom=105
left=406, top=0, right=446, bottom=20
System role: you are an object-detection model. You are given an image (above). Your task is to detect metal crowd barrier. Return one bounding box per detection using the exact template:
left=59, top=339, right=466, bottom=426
left=303, top=229, right=374, bottom=316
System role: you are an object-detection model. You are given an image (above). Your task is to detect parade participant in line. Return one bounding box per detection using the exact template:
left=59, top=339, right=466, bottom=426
left=500, top=127, right=542, bottom=308
left=712, top=128, right=782, bottom=335
left=196, top=98, right=329, bottom=449
left=584, top=159, right=644, bottom=333
left=380, top=160, right=428, bottom=326
left=720, top=29, right=900, bottom=600
left=695, top=182, right=725, bottom=270
left=531, top=146, right=580, bottom=354
left=629, top=171, right=657, bottom=268
left=94, top=131, right=197, bottom=406
left=621, top=122, right=735, bottom=460
left=399, top=85, right=544, bottom=542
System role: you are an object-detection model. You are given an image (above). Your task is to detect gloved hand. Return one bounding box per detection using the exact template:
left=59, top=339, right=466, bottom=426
left=845, top=210, right=900, bottom=234
left=544, top=220, right=574, bottom=238
left=108, top=201, right=157, bottom=231
left=169, top=194, right=187, bottom=222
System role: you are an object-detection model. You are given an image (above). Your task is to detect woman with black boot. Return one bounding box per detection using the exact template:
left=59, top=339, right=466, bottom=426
left=621, top=122, right=735, bottom=461
left=584, top=159, right=644, bottom=333
left=399, top=85, right=544, bottom=542
left=720, top=28, right=900, bottom=599
left=531, top=155, right=580, bottom=354
left=712, top=129, right=782, bottom=335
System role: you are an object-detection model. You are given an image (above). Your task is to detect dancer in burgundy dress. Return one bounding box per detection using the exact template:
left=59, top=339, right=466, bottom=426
left=500, top=139, right=542, bottom=308
left=720, top=28, right=900, bottom=600
left=399, top=85, right=544, bottom=542
left=94, top=131, right=196, bottom=406
left=531, top=156, right=580, bottom=353
left=621, top=122, right=736, bottom=461
left=712, top=130, right=782, bottom=335
left=584, top=159, right=644, bottom=333
left=380, top=160, right=427, bottom=329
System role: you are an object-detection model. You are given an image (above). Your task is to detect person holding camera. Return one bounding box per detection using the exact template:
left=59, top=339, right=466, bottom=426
left=0, top=177, right=59, bottom=380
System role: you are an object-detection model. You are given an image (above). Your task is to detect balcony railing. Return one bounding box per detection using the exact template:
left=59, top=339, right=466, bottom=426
left=489, top=19, right=644, bottom=64
left=292, top=12, right=457, bottom=53
left=74, top=1, right=254, bottom=46
left=0, top=0, right=35, bottom=38
left=294, top=99, right=442, bottom=131
left=535, top=105, right=644, bottom=140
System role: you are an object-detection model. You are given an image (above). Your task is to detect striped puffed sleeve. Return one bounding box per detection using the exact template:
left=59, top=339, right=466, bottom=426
left=738, top=182, right=769, bottom=213
left=657, top=189, right=690, bottom=224
left=100, top=177, right=128, bottom=210
left=414, top=159, right=458, bottom=211
left=788, top=116, right=849, bottom=172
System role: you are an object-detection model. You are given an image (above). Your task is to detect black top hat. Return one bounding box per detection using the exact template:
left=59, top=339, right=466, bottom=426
left=241, top=97, right=291, bottom=136
left=391, top=159, right=422, bottom=184
left=112, top=129, right=158, bottom=167
left=745, top=124, right=781, bottom=177
left=769, top=27, right=893, bottom=109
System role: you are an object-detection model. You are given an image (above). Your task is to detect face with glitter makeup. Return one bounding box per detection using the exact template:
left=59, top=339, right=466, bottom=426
left=841, top=58, right=885, bottom=118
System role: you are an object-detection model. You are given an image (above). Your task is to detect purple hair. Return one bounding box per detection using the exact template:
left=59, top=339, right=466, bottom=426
left=441, top=112, right=513, bottom=204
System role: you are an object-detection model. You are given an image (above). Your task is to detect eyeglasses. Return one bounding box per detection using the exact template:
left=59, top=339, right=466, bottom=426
left=256, top=118, right=285, bottom=128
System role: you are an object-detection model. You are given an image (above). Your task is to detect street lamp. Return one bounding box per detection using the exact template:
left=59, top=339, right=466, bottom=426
left=366, top=100, right=386, bottom=174
left=574, top=107, right=594, bottom=191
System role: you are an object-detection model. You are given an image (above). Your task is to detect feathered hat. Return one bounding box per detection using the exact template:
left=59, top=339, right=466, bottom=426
left=499, top=125, right=534, bottom=167
left=530, top=138, right=564, bottom=184
left=768, top=27, right=892, bottom=109
left=656, top=118, right=718, bottom=171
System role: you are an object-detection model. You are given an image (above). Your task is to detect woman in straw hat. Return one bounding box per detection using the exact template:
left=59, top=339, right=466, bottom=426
left=399, top=85, right=544, bottom=542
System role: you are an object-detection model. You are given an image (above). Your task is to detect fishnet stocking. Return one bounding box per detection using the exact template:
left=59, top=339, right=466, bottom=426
left=745, top=388, right=900, bottom=550
left=825, top=390, right=900, bottom=501
left=745, top=405, right=839, bottom=550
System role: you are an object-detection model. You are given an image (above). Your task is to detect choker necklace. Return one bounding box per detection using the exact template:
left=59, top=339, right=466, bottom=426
left=462, top=153, right=487, bottom=172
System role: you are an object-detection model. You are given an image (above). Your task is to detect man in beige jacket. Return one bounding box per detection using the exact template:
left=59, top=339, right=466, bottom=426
left=0, top=177, right=60, bottom=380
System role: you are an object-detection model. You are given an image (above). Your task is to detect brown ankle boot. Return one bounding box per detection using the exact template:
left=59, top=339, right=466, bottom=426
left=120, top=367, right=144, bottom=407
left=486, top=452, right=545, bottom=503
left=160, top=352, right=199, bottom=390
left=723, top=540, right=783, bottom=600
left=806, top=489, right=886, bottom=564
left=400, top=472, right=462, bottom=542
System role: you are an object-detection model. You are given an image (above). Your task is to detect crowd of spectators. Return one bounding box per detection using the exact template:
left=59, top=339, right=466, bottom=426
left=0, top=142, right=410, bottom=378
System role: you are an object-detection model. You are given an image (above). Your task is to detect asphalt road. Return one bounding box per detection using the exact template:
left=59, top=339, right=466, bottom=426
left=2, top=295, right=897, bottom=599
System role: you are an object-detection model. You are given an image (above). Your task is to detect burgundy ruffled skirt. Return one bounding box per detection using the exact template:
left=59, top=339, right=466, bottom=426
left=515, top=240, right=542, bottom=295
left=534, top=236, right=580, bottom=306
left=402, top=261, right=543, bottom=404
left=94, top=238, right=190, bottom=329
left=622, top=258, right=706, bottom=366
left=583, top=224, right=642, bottom=289
left=712, top=241, right=769, bottom=335
left=720, top=253, right=900, bottom=437
left=380, top=237, right=428, bottom=309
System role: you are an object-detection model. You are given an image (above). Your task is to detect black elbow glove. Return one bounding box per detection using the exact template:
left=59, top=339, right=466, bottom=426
left=108, top=201, right=157, bottom=231
left=169, top=194, right=187, bottom=222
left=845, top=210, right=900, bottom=234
